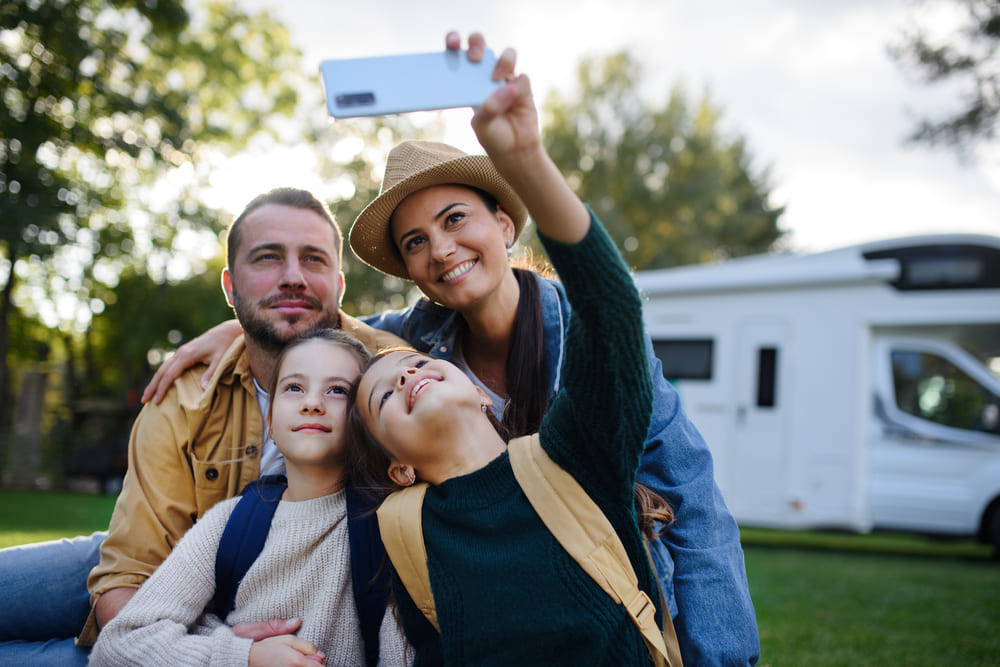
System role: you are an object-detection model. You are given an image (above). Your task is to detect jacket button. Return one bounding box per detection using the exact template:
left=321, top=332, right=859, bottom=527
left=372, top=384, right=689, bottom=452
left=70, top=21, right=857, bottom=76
left=205, top=468, right=219, bottom=481
left=245, top=445, right=258, bottom=456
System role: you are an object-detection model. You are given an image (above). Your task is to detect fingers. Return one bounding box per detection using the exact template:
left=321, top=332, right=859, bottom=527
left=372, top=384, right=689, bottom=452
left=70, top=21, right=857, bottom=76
left=201, top=350, right=226, bottom=390
left=199, top=367, right=213, bottom=391
left=478, top=73, right=533, bottom=119
left=283, top=637, right=324, bottom=662
left=493, top=47, right=517, bottom=81
left=446, top=31, right=497, bottom=67
left=233, top=617, right=302, bottom=641
left=141, top=357, right=181, bottom=405
left=466, top=31, right=485, bottom=61
left=248, top=634, right=325, bottom=667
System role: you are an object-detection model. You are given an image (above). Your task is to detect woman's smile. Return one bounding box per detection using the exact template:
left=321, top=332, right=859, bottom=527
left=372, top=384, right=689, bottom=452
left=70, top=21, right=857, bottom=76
left=408, top=376, right=437, bottom=411
left=439, top=259, right=477, bottom=283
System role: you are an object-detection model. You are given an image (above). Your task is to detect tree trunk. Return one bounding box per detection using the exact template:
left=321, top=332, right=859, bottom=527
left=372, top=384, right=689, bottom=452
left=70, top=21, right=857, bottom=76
left=0, top=244, right=18, bottom=465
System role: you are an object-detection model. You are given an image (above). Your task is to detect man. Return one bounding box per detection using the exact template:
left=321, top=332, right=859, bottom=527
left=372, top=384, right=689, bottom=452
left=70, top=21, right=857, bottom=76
left=0, top=188, right=404, bottom=664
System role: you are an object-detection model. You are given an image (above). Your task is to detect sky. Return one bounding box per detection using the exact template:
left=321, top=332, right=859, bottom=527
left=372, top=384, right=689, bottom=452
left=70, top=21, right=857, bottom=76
left=224, top=0, right=1000, bottom=254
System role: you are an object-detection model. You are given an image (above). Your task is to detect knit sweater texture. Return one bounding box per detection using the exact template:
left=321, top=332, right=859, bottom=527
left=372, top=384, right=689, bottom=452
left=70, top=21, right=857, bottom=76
left=393, top=215, right=658, bottom=666
left=90, top=489, right=410, bottom=666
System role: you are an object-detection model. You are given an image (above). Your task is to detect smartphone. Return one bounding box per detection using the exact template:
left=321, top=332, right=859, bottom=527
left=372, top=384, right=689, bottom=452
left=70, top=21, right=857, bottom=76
left=319, top=49, right=501, bottom=118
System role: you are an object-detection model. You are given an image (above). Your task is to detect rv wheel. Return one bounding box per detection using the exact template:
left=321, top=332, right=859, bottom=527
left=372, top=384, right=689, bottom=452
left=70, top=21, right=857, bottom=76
left=989, top=506, right=1000, bottom=560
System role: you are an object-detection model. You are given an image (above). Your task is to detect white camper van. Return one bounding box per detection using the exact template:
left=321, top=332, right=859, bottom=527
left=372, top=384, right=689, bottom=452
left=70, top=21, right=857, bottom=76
left=635, top=233, right=1000, bottom=551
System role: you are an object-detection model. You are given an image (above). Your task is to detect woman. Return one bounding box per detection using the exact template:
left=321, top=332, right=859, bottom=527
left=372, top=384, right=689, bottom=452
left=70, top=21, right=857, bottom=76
left=346, top=63, right=664, bottom=664
left=144, top=34, right=759, bottom=665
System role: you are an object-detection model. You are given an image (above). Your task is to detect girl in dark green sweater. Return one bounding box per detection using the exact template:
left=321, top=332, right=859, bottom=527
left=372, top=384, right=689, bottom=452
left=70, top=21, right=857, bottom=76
left=349, top=48, right=670, bottom=666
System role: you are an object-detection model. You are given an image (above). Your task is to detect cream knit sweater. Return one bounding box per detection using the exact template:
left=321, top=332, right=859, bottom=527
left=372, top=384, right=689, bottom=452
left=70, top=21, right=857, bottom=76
left=90, top=490, right=410, bottom=666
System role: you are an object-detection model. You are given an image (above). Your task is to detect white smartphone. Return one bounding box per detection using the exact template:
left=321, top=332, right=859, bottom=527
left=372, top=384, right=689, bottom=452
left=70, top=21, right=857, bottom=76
left=319, top=49, right=501, bottom=119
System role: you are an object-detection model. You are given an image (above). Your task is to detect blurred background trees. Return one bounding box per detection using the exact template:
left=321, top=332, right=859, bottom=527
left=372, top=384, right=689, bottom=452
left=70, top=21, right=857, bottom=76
left=541, top=51, right=784, bottom=270
left=890, top=0, right=1000, bottom=157
left=1, top=0, right=306, bottom=483
left=1, top=1, right=784, bottom=487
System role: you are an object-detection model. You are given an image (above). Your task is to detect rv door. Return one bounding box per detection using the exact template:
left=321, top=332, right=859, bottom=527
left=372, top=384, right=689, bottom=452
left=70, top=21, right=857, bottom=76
left=869, top=336, right=1000, bottom=538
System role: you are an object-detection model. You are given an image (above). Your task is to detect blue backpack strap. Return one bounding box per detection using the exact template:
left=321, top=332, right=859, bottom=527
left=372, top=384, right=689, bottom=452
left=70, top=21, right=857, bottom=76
left=346, top=485, right=391, bottom=667
left=213, top=475, right=287, bottom=620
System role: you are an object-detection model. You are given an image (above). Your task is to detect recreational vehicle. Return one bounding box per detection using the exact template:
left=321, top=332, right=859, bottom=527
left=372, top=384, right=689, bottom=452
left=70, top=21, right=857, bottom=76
left=636, top=233, right=1000, bottom=552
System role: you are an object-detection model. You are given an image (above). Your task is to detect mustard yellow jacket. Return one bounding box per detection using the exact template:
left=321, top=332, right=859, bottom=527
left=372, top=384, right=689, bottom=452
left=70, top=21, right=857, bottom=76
left=79, top=313, right=404, bottom=645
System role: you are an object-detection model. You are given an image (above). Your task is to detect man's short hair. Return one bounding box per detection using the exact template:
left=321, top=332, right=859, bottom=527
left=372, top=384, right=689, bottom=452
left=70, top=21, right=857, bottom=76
left=226, top=188, right=343, bottom=269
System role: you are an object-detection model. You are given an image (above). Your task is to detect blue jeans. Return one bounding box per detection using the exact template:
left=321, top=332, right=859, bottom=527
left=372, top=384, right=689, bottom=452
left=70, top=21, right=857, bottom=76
left=0, top=532, right=106, bottom=665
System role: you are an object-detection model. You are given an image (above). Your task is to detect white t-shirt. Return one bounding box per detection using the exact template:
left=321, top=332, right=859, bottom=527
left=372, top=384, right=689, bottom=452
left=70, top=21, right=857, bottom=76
left=253, top=377, right=286, bottom=476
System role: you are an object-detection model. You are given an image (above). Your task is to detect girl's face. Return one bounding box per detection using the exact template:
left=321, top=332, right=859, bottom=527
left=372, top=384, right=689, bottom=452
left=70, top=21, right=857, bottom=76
left=269, top=339, right=363, bottom=469
left=390, top=184, right=515, bottom=311
left=356, top=350, right=485, bottom=468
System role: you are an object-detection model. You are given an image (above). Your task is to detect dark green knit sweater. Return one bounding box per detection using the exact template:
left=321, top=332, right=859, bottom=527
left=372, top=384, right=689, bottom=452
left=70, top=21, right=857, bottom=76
left=392, top=214, right=658, bottom=666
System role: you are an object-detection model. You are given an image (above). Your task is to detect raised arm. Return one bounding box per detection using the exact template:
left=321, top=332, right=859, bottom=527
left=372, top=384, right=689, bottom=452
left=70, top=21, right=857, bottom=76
left=462, top=36, right=651, bottom=497
left=467, top=38, right=589, bottom=245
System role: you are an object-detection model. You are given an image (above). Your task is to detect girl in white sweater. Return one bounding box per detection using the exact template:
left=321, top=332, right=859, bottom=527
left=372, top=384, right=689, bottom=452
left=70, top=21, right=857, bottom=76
left=90, top=329, right=410, bottom=667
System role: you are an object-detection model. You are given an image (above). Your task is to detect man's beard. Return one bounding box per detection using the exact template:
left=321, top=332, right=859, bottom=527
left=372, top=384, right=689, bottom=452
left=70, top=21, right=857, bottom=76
left=231, top=289, right=341, bottom=354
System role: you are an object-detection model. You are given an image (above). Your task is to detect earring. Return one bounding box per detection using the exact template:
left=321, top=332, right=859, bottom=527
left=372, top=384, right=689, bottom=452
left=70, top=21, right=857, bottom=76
left=406, top=470, right=416, bottom=485
left=506, top=240, right=513, bottom=257
left=481, top=403, right=489, bottom=414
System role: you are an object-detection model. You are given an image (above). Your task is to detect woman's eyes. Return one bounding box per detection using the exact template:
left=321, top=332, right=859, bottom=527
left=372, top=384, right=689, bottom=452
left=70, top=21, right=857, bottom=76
left=401, top=212, right=466, bottom=252
left=402, top=236, right=426, bottom=253
left=328, top=385, right=348, bottom=396
left=377, top=360, right=429, bottom=409
left=379, top=390, right=392, bottom=409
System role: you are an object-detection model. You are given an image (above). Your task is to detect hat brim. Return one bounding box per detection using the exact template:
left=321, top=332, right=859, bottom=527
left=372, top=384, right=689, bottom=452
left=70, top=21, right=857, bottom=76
left=349, top=154, right=528, bottom=280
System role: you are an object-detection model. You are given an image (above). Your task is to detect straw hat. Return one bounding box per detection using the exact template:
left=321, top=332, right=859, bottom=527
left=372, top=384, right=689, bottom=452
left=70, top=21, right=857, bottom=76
left=349, top=140, right=528, bottom=279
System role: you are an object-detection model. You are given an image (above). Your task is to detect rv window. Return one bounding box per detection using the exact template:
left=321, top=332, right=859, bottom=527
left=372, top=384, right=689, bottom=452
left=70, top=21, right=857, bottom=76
left=863, top=244, right=1000, bottom=290
left=756, top=347, right=778, bottom=408
left=891, top=350, right=1000, bottom=435
left=652, top=339, right=714, bottom=381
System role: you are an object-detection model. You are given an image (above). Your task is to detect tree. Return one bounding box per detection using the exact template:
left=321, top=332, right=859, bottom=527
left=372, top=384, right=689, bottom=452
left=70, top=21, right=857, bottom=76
left=0, top=0, right=305, bottom=440
left=303, top=113, right=439, bottom=317
left=87, top=257, right=235, bottom=398
left=891, top=0, right=1000, bottom=154
left=541, top=51, right=784, bottom=271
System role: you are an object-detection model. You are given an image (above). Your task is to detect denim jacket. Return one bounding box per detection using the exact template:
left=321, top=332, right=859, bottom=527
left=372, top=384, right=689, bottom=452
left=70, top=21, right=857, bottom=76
left=364, top=274, right=761, bottom=665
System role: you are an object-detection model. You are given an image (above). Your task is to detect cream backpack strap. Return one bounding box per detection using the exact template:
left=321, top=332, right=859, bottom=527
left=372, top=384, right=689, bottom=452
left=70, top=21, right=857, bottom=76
left=376, top=483, right=440, bottom=632
left=644, top=540, right=685, bottom=667
left=507, top=434, right=681, bottom=667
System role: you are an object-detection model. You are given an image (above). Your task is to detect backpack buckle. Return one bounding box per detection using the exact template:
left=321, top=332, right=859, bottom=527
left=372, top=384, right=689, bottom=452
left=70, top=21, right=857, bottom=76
left=625, top=590, right=657, bottom=630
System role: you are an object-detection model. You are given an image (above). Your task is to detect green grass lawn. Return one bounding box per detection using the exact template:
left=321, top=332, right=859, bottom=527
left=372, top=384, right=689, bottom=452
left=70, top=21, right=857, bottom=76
left=1, top=489, right=998, bottom=664
left=744, top=542, right=999, bottom=665
left=0, top=488, right=116, bottom=548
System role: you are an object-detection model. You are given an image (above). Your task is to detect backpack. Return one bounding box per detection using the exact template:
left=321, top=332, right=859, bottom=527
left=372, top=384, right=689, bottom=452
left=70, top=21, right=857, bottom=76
left=214, top=476, right=389, bottom=667
left=377, top=434, right=683, bottom=667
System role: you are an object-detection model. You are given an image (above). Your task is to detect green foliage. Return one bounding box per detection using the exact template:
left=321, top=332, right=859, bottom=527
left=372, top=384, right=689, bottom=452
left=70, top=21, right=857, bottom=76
left=86, top=255, right=235, bottom=396
left=1, top=0, right=304, bottom=329
left=302, top=114, right=440, bottom=316
left=891, top=0, right=1000, bottom=153
left=542, top=51, right=785, bottom=270
left=0, top=0, right=307, bottom=433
